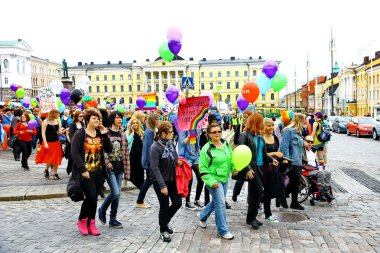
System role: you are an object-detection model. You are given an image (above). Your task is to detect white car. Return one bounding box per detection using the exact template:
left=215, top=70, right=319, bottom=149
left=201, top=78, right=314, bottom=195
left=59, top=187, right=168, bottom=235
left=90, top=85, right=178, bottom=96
left=373, top=116, right=380, bottom=140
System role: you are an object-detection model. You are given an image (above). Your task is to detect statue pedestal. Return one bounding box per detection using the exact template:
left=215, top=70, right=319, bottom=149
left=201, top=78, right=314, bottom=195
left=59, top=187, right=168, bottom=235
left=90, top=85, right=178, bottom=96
left=61, top=77, right=73, bottom=91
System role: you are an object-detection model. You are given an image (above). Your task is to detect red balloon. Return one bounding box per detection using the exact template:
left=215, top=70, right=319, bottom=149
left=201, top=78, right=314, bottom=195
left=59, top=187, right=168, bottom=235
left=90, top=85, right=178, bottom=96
left=17, top=85, right=23, bottom=89
left=242, top=82, right=260, bottom=103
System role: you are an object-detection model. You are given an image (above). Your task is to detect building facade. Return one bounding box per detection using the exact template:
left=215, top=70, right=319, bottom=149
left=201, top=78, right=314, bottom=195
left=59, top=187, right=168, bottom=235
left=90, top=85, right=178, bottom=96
left=31, top=56, right=61, bottom=97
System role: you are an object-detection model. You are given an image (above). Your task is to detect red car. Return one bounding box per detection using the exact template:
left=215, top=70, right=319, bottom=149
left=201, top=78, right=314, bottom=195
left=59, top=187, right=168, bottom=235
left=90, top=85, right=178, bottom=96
left=346, top=117, right=375, bottom=137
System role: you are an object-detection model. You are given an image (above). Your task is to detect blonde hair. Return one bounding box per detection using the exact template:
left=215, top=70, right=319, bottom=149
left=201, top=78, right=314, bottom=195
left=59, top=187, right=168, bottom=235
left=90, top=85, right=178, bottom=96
left=131, top=111, right=145, bottom=123
left=263, top=118, right=274, bottom=126
left=284, top=113, right=305, bottom=133
left=128, top=118, right=144, bottom=137
left=48, top=109, right=60, bottom=121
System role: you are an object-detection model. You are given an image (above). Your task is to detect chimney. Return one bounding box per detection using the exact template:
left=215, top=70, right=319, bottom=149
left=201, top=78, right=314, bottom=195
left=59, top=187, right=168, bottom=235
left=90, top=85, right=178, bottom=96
left=202, top=58, right=206, bottom=61
left=249, top=56, right=252, bottom=59
left=230, top=56, right=235, bottom=60
left=90, top=62, right=94, bottom=65
left=107, top=61, right=111, bottom=64
left=78, top=62, right=82, bottom=66
left=146, top=59, right=150, bottom=62
left=18, top=39, right=22, bottom=42
left=375, top=51, right=380, bottom=58
left=364, top=56, right=369, bottom=63
left=85, top=63, right=88, bottom=65
left=133, top=60, right=136, bottom=63
left=119, top=61, right=122, bottom=64
left=258, top=56, right=262, bottom=60
left=189, top=57, right=194, bottom=61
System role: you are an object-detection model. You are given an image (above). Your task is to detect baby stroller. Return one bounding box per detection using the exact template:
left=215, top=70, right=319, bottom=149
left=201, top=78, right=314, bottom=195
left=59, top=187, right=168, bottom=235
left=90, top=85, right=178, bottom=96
left=298, top=165, right=334, bottom=206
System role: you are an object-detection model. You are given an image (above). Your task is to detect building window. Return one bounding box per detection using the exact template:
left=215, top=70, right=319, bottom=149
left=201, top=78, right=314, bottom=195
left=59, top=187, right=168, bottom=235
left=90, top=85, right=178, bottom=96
left=218, top=71, right=222, bottom=78
left=227, top=82, right=231, bottom=89
left=201, top=83, right=205, bottom=90
left=112, top=75, right=115, bottom=81
left=129, top=97, right=132, bottom=104
left=96, top=86, right=100, bottom=92
left=164, top=83, right=168, bottom=91
left=128, top=74, right=132, bottom=80
left=3, top=59, right=9, bottom=72
left=112, top=85, right=116, bottom=92
left=104, top=75, right=107, bottom=81
left=210, top=83, right=213, bottom=89
left=137, top=84, right=141, bottom=91
left=88, top=86, right=92, bottom=93
left=244, top=70, right=248, bottom=77
left=129, top=85, right=132, bottom=92
left=163, top=73, right=167, bottom=78
left=227, top=71, right=230, bottom=77
left=235, top=71, right=239, bottom=77
left=4, top=77, right=8, bottom=84
left=104, top=86, right=108, bottom=92
left=88, top=76, right=91, bottom=80
left=235, top=82, right=239, bottom=89
left=236, top=94, right=239, bottom=101
left=262, top=94, right=266, bottom=101
left=253, top=70, right=257, bottom=76
left=171, top=73, right=175, bottom=78
left=271, top=93, right=275, bottom=100
left=120, top=85, right=124, bottom=92
left=96, top=75, right=99, bottom=81
left=155, top=73, right=159, bottom=79
left=119, top=74, right=123, bottom=81
left=209, top=72, right=213, bottom=78
left=137, top=74, right=140, bottom=79
left=201, top=72, right=204, bottom=78
left=226, top=94, right=231, bottom=103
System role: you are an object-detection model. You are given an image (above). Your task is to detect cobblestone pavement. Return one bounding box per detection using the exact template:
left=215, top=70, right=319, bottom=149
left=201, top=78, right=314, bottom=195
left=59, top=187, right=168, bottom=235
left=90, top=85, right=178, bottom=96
left=0, top=132, right=380, bottom=252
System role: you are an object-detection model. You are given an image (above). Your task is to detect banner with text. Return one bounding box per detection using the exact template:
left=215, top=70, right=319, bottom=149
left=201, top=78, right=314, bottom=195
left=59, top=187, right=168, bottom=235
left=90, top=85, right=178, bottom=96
left=39, top=87, right=58, bottom=113
left=178, top=96, right=209, bottom=131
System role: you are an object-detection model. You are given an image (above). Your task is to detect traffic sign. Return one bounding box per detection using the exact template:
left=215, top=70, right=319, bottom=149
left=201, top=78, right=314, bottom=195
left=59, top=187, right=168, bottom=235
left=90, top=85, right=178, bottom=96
left=181, top=77, right=194, bottom=90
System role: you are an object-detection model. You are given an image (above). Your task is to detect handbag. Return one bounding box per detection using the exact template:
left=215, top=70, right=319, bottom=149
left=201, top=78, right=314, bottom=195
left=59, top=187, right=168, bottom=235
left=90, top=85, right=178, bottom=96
left=264, top=167, right=284, bottom=198
left=66, top=175, right=84, bottom=202
left=10, top=135, right=19, bottom=148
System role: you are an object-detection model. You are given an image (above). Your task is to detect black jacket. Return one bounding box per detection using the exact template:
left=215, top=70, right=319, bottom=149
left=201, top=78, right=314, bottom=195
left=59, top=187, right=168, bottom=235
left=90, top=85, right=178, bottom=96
left=71, top=128, right=112, bottom=178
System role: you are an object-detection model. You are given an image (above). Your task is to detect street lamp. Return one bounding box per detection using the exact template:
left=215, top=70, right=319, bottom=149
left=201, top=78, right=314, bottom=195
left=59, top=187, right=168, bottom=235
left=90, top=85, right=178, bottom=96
left=306, top=53, right=310, bottom=113
left=329, top=27, right=337, bottom=116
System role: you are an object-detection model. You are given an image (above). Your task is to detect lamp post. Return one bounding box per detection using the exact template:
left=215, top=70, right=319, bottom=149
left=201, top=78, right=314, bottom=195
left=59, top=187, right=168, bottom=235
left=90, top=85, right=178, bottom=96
left=306, top=53, right=310, bottom=113
left=329, top=27, right=336, bottom=116
left=294, top=68, right=297, bottom=111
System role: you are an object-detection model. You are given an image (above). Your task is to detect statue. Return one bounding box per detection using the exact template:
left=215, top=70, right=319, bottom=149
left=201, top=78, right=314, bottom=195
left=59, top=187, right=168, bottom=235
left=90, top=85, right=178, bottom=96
left=62, top=59, right=68, bottom=78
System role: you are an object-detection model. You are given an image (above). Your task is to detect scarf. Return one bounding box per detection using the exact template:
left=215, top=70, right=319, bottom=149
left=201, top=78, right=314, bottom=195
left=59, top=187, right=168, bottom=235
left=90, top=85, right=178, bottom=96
left=159, top=137, right=176, bottom=160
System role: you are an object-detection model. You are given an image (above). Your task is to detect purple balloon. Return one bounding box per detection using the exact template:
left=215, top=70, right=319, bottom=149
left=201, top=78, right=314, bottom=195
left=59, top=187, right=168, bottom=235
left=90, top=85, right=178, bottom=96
left=62, top=97, right=71, bottom=106
left=168, top=36, right=182, bottom=55
left=165, top=86, right=179, bottom=103
left=36, top=96, right=40, bottom=102
left=136, top=97, right=146, bottom=108
left=237, top=95, right=249, bottom=111
left=23, top=102, right=30, bottom=108
left=77, top=103, right=83, bottom=110
left=60, top=88, right=70, bottom=100
left=263, top=60, right=278, bottom=79
left=27, top=120, right=37, bottom=130
left=10, top=83, right=18, bottom=92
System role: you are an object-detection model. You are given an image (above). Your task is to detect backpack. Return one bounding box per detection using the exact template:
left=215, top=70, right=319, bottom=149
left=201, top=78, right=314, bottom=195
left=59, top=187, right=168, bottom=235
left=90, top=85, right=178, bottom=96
left=317, top=122, right=331, bottom=142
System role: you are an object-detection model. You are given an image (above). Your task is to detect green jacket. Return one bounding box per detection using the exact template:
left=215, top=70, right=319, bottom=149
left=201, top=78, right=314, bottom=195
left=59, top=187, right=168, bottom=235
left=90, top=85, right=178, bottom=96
left=199, top=139, right=235, bottom=187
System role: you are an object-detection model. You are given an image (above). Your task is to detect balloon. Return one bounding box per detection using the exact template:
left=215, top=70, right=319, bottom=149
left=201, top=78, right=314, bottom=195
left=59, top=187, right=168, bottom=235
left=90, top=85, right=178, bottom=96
left=71, top=89, right=83, bottom=104
left=16, top=88, right=25, bottom=98
left=263, top=60, right=278, bottom=79
left=27, top=120, right=37, bottom=130
left=60, top=88, right=70, bottom=100
left=90, top=100, right=98, bottom=108
left=232, top=145, right=252, bottom=171
left=36, top=96, right=40, bottom=102
left=77, top=76, right=91, bottom=92
left=17, top=85, right=23, bottom=89
left=167, top=26, right=182, bottom=40
left=165, top=86, right=179, bottom=103
left=270, top=72, right=288, bottom=92
left=62, top=97, right=71, bottom=106
left=136, top=97, right=146, bottom=108
left=83, top=95, right=92, bottom=102
left=23, top=102, right=30, bottom=108
left=10, top=83, right=18, bottom=92
left=237, top=95, right=249, bottom=111
left=242, top=82, right=260, bottom=103
left=117, top=105, right=125, bottom=113
left=256, top=74, right=272, bottom=95
left=159, top=42, right=174, bottom=62
left=168, top=36, right=182, bottom=55
left=50, top=80, right=64, bottom=95
left=29, top=114, right=35, bottom=120
left=31, top=98, right=38, bottom=108
left=130, top=105, right=136, bottom=110
left=76, top=103, right=83, bottom=110
left=101, top=100, right=107, bottom=106
left=3, top=125, right=11, bottom=135
left=200, top=91, right=214, bottom=107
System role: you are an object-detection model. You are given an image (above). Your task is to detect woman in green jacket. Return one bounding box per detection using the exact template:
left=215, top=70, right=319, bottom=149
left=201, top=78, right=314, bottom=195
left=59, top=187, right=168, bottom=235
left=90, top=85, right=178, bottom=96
left=197, top=123, right=236, bottom=240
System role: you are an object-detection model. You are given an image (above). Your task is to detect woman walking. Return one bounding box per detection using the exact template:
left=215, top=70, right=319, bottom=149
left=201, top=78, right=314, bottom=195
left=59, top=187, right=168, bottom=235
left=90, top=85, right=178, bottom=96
left=66, top=110, right=85, bottom=175
left=150, top=121, right=182, bottom=242
left=71, top=110, right=112, bottom=236
left=35, top=109, right=65, bottom=179
left=127, top=118, right=144, bottom=189
left=136, top=113, right=159, bottom=208
left=98, top=111, right=130, bottom=229
left=280, top=113, right=306, bottom=210
left=13, top=112, right=37, bottom=170
left=197, top=123, right=236, bottom=240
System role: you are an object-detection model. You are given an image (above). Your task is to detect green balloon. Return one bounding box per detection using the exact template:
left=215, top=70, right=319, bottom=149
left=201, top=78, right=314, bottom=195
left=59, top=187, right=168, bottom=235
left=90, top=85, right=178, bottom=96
left=270, top=72, right=288, bottom=92
left=159, top=42, right=174, bottom=62
left=16, top=88, right=25, bottom=98
left=29, top=114, right=35, bottom=120
left=117, top=105, right=124, bottom=112
left=232, top=145, right=252, bottom=171
left=31, top=98, right=38, bottom=108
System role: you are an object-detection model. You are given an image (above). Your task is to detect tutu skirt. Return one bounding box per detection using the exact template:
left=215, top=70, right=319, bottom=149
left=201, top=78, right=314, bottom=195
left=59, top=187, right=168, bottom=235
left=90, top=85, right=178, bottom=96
left=35, top=141, right=63, bottom=166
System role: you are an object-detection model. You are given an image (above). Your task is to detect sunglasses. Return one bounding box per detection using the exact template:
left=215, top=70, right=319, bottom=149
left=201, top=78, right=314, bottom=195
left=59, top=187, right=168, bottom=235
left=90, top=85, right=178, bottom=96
left=305, top=140, right=314, bottom=144
left=210, top=130, right=222, bottom=134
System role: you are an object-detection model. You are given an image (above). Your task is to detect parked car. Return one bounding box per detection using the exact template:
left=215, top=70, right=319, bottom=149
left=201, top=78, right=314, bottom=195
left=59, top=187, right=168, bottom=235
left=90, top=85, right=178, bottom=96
left=332, top=116, right=349, bottom=133
left=372, top=116, right=380, bottom=140
left=327, top=116, right=337, bottom=130
left=346, top=117, right=376, bottom=137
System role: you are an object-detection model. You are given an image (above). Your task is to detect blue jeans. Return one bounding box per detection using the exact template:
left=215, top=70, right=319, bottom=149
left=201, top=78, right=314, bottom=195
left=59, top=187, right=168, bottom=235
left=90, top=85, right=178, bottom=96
left=199, top=181, right=229, bottom=236
left=137, top=169, right=152, bottom=204
left=99, top=171, right=124, bottom=221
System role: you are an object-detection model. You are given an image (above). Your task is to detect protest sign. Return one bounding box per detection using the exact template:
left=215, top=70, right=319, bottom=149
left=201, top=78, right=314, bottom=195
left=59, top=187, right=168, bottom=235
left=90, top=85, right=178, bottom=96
left=39, top=87, right=58, bottom=113
left=178, top=96, right=209, bottom=131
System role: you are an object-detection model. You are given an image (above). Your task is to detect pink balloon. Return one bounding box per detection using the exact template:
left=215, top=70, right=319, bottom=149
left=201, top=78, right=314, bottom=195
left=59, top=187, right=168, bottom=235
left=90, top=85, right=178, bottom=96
left=201, top=91, right=214, bottom=107
left=167, top=26, right=182, bottom=40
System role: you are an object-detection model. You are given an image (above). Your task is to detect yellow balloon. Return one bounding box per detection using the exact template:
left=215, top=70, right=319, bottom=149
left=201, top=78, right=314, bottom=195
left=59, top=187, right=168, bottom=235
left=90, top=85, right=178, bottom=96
left=232, top=145, right=252, bottom=171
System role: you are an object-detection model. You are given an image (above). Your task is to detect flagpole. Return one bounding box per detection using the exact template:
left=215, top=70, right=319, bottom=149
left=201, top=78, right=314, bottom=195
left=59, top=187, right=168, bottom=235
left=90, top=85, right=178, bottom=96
left=371, top=58, right=373, bottom=117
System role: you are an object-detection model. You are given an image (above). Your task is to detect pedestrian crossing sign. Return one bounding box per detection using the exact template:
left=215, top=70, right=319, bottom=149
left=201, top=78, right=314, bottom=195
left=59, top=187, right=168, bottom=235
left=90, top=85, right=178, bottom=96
left=181, top=77, right=194, bottom=90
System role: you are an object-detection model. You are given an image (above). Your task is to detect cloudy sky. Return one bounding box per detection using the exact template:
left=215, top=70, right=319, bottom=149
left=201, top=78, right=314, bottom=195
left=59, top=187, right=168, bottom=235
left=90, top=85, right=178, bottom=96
left=1, top=0, right=379, bottom=94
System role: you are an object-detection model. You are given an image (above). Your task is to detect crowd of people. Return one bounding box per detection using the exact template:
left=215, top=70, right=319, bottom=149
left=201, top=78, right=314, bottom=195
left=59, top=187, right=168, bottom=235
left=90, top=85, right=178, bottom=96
left=0, top=104, right=334, bottom=242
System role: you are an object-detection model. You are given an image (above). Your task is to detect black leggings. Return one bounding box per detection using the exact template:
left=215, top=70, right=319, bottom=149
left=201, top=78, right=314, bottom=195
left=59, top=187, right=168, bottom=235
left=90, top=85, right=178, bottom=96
left=79, top=174, right=103, bottom=225
left=246, top=166, right=264, bottom=224
left=287, top=165, right=302, bottom=203
left=186, top=164, right=204, bottom=202
left=19, top=140, right=32, bottom=168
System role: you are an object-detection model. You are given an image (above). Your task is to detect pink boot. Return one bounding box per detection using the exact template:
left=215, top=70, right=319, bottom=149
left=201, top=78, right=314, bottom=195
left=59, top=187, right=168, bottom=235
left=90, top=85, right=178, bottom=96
left=88, top=219, right=100, bottom=236
left=77, top=218, right=88, bottom=235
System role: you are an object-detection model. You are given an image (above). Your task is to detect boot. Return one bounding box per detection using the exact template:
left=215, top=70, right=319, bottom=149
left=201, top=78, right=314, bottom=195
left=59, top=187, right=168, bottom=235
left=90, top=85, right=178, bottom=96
left=77, top=218, right=89, bottom=235
left=88, top=219, right=100, bottom=236
left=325, top=188, right=335, bottom=200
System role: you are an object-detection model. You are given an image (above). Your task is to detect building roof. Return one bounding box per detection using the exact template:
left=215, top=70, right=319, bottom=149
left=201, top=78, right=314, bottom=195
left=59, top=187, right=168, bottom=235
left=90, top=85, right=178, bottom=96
left=0, top=39, right=33, bottom=51
left=70, top=62, right=133, bottom=69
left=199, top=57, right=268, bottom=65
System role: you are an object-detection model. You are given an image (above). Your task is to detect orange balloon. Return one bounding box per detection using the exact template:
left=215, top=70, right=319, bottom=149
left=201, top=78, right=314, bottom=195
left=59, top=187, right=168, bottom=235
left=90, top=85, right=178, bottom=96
left=2, top=125, right=10, bottom=135
left=242, top=82, right=260, bottom=103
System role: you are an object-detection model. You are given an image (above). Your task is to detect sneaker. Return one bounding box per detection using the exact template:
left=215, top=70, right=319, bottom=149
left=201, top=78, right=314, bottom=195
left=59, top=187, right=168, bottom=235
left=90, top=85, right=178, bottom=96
left=218, top=232, right=234, bottom=240
left=109, top=220, right=123, bottom=229
left=265, top=215, right=279, bottom=222
left=194, top=200, right=204, bottom=209
left=290, top=202, right=305, bottom=210
left=167, top=224, right=174, bottom=235
left=196, top=212, right=207, bottom=228
left=136, top=203, right=151, bottom=208
left=160, top=231, right=171, bottom=242
left=98, top=208, right=106, bottom=224
left=225, top=201, right=231, bottom=209
left=185, top=202, right=196, bottom=210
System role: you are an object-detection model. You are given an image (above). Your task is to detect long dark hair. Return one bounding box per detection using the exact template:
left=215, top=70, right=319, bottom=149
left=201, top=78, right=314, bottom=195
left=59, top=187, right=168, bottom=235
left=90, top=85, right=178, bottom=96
left=98, top=108, right=111, bottom=128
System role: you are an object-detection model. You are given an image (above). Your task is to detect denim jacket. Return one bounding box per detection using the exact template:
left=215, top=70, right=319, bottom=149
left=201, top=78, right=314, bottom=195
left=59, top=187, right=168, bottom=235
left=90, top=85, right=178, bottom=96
left=279, top=127, right=304, bottom=166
